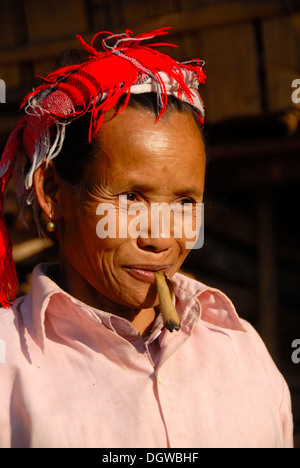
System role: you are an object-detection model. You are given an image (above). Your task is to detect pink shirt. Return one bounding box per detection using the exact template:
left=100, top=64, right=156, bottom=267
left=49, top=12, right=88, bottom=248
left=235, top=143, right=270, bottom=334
left=0, top=263, right=293, bottom=448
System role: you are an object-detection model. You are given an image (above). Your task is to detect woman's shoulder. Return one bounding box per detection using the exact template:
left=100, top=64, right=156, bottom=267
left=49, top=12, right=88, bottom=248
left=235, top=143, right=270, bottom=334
left=0, top=303, right=18, bottom=330
left=0, top=295, right=30, bottom=358
left=175, top=273, right=289, bottom=387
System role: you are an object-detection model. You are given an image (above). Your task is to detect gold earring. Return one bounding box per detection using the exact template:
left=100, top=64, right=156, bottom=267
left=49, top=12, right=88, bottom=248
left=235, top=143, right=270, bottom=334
left=46, top=213, right=56, bottom=232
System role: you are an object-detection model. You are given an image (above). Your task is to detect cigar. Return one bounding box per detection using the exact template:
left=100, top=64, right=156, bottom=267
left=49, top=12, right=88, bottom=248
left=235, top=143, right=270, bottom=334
left=154, top=270, right=181, bottom=332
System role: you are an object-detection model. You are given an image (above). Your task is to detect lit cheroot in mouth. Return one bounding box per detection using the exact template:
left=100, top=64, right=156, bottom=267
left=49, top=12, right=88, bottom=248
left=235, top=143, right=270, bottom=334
left=123, top=265, right=170, bottom=283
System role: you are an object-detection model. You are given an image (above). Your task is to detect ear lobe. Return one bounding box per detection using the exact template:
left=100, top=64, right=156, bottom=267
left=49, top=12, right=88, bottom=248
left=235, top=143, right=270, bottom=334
left=33, top=162, right=60, bottom=218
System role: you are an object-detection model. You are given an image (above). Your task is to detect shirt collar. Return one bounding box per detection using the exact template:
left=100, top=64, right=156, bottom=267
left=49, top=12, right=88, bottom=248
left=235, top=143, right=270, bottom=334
left=17, top=263, right=246, bottom=351
left=172, top=272, right=246, bottom=332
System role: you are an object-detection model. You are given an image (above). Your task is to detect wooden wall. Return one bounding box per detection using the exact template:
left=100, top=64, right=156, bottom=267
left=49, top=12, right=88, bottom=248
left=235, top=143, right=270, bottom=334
left=0, top=0, right=300, bottom=446
left=1, top=1, right=300, bottom=120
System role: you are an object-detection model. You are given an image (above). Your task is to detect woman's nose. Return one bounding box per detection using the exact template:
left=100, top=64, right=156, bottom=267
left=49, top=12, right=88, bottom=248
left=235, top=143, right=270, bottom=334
left=136, top=232, right=174, bottom=252
left=128, top=201, right=178, bottom=252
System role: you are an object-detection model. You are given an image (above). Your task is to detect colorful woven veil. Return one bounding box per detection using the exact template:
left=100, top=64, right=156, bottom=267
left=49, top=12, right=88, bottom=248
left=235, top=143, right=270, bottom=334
left=0, top=27, right=206, bottom=308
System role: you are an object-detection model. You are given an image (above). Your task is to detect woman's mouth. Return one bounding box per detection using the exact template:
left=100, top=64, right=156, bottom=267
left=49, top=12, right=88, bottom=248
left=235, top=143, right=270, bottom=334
left=123, top=265, right=170, bottom=283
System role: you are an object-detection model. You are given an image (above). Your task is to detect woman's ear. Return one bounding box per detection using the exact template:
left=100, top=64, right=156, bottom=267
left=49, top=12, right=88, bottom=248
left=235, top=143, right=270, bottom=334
left=33, top=162, right=61, bottom=219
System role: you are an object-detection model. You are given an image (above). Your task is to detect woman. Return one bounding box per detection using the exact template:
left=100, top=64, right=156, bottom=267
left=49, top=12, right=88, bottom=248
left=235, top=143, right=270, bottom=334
left=0, top=28, right=293, bottom=448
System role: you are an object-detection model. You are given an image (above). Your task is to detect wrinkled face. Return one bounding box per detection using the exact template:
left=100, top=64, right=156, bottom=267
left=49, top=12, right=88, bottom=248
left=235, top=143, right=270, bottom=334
left=56, top=107, right=206, bottom=314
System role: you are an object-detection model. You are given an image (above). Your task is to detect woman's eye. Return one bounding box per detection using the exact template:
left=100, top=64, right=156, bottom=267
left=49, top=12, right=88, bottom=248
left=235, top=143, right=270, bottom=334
left=125, top=192, right=138, bottom=201
left=180, top=197, right=196, bottom=205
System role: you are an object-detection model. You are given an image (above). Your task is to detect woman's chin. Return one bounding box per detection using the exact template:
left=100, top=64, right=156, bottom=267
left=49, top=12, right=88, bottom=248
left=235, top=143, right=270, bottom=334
left=118, top=288, right=159, bottom=312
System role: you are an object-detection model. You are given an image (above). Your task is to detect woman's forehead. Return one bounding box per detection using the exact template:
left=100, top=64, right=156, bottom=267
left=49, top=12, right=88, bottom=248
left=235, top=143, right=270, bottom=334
left=87, top=107, right=206, bottom=191
left=96, top=106, right=205, bottom=157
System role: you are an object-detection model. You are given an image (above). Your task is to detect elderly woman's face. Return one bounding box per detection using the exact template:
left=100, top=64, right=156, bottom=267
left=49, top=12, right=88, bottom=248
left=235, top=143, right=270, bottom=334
left=57, top=107, right=206, bottom=313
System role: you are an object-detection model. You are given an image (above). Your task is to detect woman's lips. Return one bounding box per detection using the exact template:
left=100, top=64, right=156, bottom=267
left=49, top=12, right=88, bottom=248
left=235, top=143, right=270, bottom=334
left=123, top=265, right=169, bottom=283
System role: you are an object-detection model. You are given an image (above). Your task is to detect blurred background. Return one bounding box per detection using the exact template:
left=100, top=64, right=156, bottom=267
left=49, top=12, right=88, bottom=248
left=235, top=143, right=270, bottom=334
left=0, top=0, right=299, bottom=447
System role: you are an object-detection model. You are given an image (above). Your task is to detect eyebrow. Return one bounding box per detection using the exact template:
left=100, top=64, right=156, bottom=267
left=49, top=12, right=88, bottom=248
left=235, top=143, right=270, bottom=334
left=175, top=187, right=203, bottom=197
left=122, top=183, right=203, bottom=198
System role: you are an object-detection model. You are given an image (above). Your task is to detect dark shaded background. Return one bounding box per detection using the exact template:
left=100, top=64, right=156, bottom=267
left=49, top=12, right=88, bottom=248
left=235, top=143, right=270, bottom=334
left=0, top=0, right=299, bottom=447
